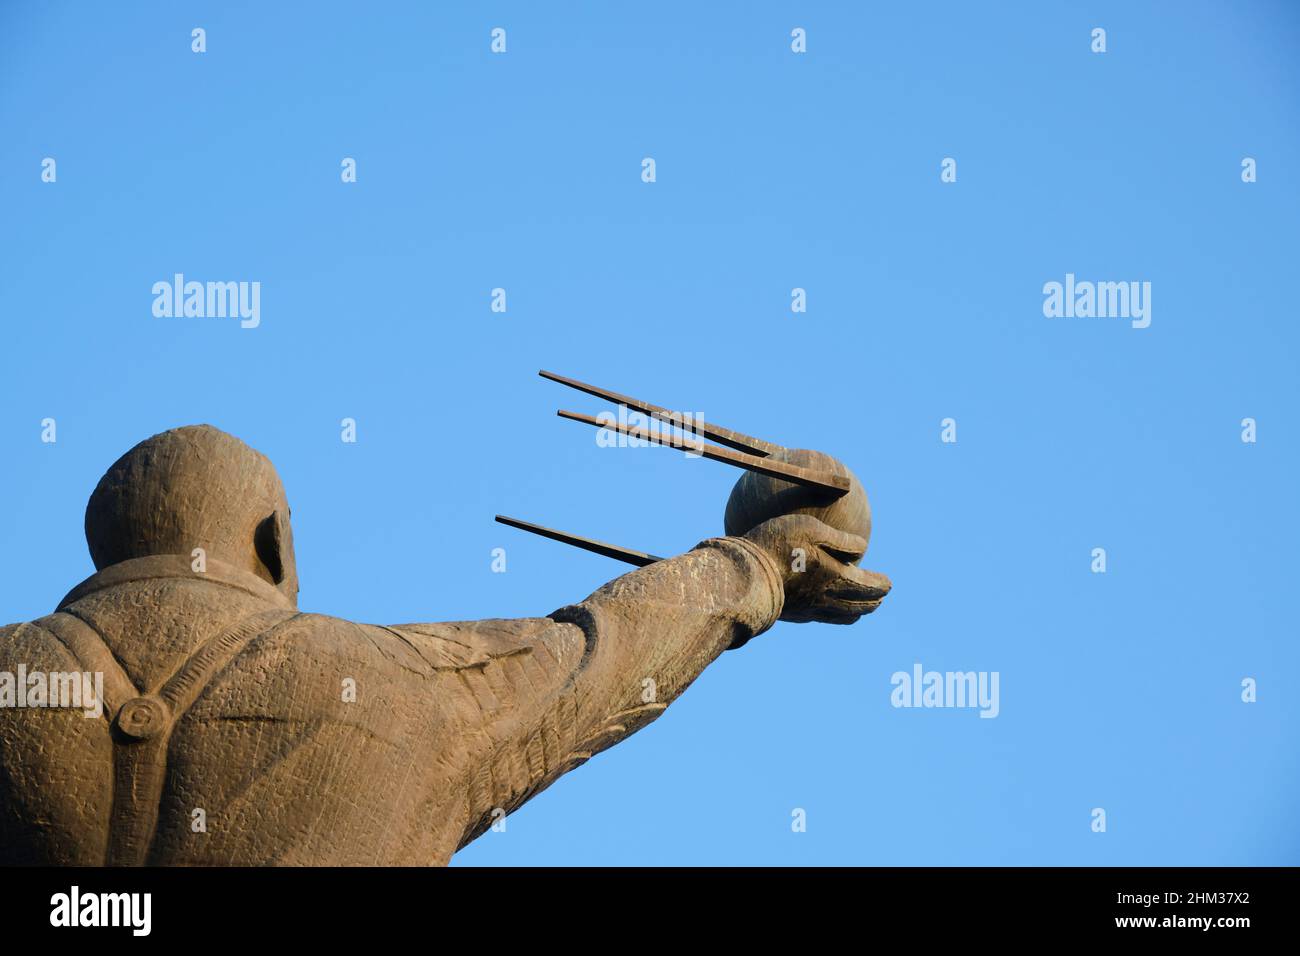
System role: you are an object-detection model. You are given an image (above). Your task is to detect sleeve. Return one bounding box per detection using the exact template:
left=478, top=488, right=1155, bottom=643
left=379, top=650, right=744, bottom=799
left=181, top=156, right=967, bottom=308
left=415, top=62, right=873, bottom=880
left=450, top=536, right=785, bottom=847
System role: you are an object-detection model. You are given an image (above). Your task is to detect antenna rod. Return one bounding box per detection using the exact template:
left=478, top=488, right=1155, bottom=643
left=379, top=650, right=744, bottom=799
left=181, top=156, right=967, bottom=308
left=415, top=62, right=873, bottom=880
left=539, top=369, right=782, bottom=457
left=495, top=515, right=663, bottom=567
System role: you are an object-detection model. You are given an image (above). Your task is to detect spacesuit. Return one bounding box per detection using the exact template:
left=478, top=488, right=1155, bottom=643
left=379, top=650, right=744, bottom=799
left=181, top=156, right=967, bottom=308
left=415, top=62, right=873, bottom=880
left=0, top=425, right=886, bottom=865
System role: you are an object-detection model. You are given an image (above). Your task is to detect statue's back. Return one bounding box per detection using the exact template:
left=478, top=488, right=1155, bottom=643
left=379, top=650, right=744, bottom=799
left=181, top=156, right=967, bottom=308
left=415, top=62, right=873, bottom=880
left=0, top=559, right=524, bottom=866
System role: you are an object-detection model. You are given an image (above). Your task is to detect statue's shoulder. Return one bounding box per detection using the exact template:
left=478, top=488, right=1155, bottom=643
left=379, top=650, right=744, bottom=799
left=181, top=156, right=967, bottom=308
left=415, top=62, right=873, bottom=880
left=0, top=622, right=23, bottom=662
left=0, top=619, right=60, bottom=662
left=227, top=612, right=551, bottom=676
left=381, top=618, right=547, bottom=671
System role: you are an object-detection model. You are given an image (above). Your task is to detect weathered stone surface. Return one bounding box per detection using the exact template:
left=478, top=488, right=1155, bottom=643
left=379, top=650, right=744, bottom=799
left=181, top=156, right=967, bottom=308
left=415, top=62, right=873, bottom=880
left=0, top=425, right=889, bottom=865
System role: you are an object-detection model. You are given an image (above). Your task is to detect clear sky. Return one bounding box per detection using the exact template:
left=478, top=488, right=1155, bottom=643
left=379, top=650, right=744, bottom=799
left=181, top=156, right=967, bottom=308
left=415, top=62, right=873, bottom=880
left=1, top=2, right=1297, bottom=865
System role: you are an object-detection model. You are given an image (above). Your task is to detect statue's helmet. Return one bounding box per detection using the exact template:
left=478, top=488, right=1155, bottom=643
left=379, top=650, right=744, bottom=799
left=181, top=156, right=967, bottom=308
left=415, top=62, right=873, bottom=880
left=84, top=425, right=298, bottom=604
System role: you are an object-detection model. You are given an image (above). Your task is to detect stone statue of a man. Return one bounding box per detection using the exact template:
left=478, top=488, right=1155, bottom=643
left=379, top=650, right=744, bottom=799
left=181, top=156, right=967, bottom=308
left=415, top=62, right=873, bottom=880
left=0, top=425, right=889, bottom=865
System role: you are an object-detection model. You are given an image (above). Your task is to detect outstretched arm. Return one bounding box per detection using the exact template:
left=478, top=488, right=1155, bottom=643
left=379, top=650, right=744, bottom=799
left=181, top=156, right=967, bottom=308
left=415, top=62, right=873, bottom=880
left=449, top=515, right=890, bottom=848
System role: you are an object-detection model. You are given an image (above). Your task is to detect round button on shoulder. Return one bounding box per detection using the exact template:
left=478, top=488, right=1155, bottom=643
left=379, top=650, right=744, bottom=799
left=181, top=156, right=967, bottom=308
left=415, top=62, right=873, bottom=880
left=116, top=696, right=171, bottom=740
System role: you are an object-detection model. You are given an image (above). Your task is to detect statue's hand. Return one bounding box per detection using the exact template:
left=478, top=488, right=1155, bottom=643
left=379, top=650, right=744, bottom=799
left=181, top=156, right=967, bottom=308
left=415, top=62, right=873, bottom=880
left=743, top=514, right=891, bottom=625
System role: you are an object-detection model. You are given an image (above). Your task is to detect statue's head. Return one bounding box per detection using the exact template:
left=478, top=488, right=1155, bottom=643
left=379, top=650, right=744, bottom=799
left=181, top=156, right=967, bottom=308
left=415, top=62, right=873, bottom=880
left=84, top=425, right=298, bottom=605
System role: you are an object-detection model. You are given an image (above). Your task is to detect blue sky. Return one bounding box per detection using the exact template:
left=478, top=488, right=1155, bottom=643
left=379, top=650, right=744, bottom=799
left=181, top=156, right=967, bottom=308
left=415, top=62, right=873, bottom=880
left=1, top=1, right=1297, bottom=865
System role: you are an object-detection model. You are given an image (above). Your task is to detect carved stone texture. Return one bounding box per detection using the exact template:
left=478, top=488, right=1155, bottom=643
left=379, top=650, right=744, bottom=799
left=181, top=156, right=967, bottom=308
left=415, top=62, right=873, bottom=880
left=0, top=424, right=888, bottom=865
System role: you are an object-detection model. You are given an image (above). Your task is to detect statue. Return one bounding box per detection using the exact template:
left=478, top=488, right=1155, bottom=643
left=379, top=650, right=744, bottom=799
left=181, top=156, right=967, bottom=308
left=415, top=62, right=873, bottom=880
left=0, top=372, right=891, bottom=865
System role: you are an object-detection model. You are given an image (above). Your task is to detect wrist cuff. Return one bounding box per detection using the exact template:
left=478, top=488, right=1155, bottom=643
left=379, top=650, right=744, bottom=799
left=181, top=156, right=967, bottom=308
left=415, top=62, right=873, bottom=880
left=695, top=536, right=785, bottom=648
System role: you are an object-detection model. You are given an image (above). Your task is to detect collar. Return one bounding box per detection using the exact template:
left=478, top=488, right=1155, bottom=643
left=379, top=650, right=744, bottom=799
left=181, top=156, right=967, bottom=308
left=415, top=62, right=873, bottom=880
left=57, top=554, right=296, bottom=611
